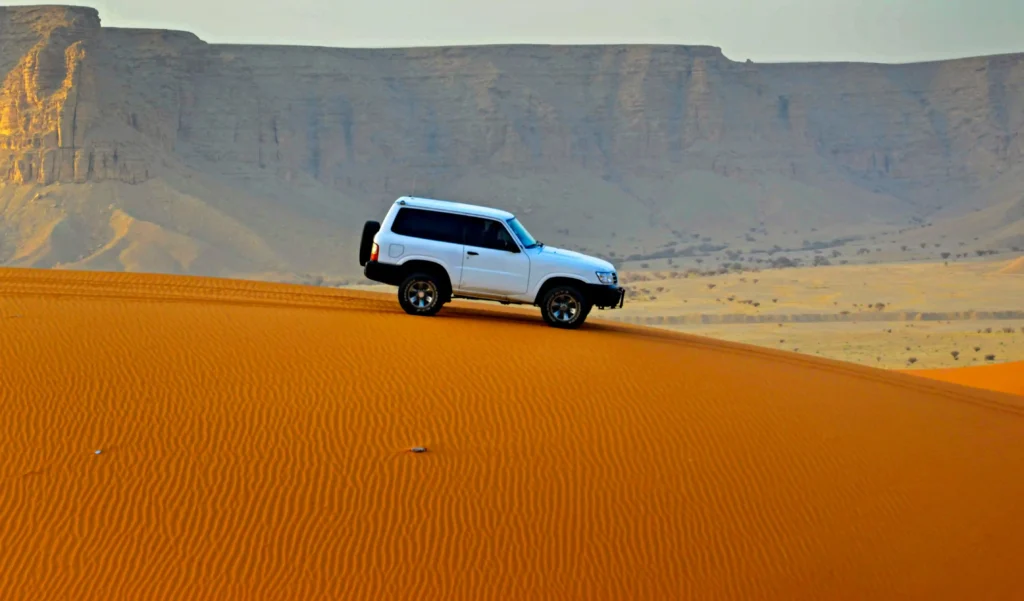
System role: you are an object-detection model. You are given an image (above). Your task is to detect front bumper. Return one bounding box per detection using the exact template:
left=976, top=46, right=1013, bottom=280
left=587, top=284, right=625, bottom=309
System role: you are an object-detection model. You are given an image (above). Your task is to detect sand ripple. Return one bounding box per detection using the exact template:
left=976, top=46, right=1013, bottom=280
left=2, top=267, right=1024, bottom=600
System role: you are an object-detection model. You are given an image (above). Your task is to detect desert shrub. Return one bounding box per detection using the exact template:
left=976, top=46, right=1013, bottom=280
left=985, top=354, right=996, bottom=361
left=951, top=351, right=960, bottom=360
left=771, top=256, right=800, bottom=268
left=907, top=357, right=918, bottom=365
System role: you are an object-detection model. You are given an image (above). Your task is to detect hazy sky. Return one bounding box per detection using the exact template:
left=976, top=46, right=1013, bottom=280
left=10, top=0, right=1023, bottom=63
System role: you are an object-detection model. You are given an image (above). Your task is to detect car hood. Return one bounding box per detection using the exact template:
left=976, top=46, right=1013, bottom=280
left=531, top=245, right=616, bottom=272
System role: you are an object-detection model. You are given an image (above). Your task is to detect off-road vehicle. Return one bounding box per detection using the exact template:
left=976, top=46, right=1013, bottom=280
left=359, top=196, right=625, bottom=329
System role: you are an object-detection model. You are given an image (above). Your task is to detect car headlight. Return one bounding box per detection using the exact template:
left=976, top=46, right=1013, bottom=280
left=596, top=271, right=617, bottom=285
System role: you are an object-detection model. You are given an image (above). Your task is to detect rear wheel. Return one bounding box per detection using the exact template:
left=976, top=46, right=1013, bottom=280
left=540, top=285, right=590, bottom=329
left=398, top=272, right=445, bottom=316
left=358, top=220, right=381, bottom=266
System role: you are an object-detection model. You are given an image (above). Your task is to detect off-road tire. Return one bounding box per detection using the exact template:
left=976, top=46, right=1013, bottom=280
left=358, top=220, right=381, bottom=266
left=540, top=284, right=590, bottom=329
left=398, top=272, right=445, bottom=316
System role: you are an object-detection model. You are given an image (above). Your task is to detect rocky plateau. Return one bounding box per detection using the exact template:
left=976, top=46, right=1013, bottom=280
left=0, top=5, right=1021, bottom=281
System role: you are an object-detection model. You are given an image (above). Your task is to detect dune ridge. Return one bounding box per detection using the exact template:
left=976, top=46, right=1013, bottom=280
left=999, top=256, right=1024, bottom=274
left=2, top=267, right=1024, bottom=600
left=906, top=361, right=1024, bottom=397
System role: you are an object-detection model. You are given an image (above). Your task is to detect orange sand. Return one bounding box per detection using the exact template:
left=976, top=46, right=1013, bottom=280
left=3, top=267, right=1024, bottom=600
left=905, top=361, right=1024, bottom=397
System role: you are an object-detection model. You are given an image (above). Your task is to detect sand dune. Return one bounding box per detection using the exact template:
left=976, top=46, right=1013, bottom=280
left=906, top=362, right=1024, bottom=397
left=999, top=256, right=1024, bottom=274
left=2, top=267, right=1024, bottom=600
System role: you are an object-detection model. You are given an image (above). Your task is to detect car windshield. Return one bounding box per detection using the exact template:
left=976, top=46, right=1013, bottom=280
left=506, top=217, right=539, bottom=248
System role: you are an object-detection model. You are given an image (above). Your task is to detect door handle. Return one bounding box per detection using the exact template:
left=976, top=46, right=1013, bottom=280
left=467, top=251, right=479, bottom=256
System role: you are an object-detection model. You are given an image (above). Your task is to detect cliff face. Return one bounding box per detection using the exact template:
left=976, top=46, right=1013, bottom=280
left=0, top=5, right=1022, bottom=279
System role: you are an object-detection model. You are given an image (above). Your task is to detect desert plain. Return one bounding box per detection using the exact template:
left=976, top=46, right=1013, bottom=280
left=2, top=266, right=1024, bottom=600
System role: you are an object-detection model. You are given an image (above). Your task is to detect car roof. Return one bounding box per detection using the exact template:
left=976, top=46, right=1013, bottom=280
left=394, top=196, right=515, bottom=221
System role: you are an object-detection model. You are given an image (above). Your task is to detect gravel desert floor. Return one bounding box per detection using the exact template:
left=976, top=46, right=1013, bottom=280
left=2, top=267, right=1024, bottom=600
left=606, top=257, right=1024, bottom=370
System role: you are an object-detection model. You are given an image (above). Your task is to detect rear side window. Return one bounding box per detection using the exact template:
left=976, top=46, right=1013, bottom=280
left=390, top=208, right=466, bottom=244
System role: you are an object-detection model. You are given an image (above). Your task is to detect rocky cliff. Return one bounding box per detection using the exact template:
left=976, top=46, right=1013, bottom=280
left=1, top=5, right=1021, bottom=279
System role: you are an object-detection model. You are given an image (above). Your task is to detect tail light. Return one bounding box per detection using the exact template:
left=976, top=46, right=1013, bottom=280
left=370, top=243, right=379, bottom=262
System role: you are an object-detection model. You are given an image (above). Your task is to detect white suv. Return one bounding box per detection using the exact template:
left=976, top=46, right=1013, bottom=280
left=359, top=196, right=625, bottom=329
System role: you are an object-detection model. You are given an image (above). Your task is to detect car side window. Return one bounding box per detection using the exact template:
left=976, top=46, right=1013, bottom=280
left=391, top=208, right=465, bottom=244
left=464, top=216, right=519, bottom=252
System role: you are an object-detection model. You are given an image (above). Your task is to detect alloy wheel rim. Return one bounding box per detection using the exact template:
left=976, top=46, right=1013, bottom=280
left=407, top=280, right=437, bottom=309
left=549, top=292, right=579, bottom=322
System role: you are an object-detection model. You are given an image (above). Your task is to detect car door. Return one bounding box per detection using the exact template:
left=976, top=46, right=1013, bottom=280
left=389, top=207, right=466, bottom=285
left=458, top=215, right=531, bottom=297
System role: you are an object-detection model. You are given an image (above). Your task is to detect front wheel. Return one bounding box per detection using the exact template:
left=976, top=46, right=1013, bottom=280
left=540, top=285, right=590, bottom=329
left=398, top=273, right=445, bottom=316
